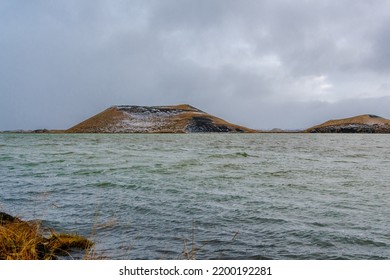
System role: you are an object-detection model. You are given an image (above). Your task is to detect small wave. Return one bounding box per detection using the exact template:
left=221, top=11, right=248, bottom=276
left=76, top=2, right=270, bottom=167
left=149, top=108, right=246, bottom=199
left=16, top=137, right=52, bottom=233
left=248, top=254, right=273, bottom=260
left=244, top=216, right=289, bottom=225
left=22, top=162, right=40, bottom=167
left=164, top=188, right=181, bottom=194
left=348, top=237, right=388, bottom=247
left=235, top=152, right=249, bottom=157
left=310, top=222, right=328, bottom=228
left=72, top=169, right=104, bottom=176
left=0, top=155, right=13, bottom=161
left=263, top=171, right=291, bottom=177
left=95, top=182, right=113, bottom=187
left=52, top=151, right=75, bottom=156
left=170, top=159, right=200, bottom=169
left=39, top=159, right=66, bottom=164
left=208, top=152, right=251, bottom=159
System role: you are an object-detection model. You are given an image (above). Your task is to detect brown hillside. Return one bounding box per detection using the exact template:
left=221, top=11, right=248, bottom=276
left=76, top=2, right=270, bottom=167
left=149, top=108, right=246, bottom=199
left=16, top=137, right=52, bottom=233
left=66, top=104, right=258, bottom=133
left=306, top=114, right=390, bottom=133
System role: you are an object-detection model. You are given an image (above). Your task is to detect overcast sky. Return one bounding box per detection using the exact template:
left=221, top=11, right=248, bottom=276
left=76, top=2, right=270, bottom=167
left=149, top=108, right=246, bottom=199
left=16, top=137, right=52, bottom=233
left=1, top=0, right=390, bottom=130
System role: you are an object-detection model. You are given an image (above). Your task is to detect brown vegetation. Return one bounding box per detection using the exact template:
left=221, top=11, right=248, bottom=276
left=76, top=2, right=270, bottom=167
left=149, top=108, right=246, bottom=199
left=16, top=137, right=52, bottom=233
left=0, top=212, right=92, bottom=260
left=66, top=107, right=127, bottom=133
left=305, top=114, right=390, bottom=133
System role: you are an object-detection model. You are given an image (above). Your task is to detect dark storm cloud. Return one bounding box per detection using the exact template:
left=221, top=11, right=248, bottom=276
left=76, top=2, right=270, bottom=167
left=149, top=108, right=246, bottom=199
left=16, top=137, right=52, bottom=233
left=368, top=16, right=390, bottom=72
left=1, top=0, right=390, bottom=130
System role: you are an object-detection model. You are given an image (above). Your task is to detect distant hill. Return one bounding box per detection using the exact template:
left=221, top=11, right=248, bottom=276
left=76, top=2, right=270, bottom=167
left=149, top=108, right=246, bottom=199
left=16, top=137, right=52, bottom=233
left=66, top=104, right=258, bottom=133
left=305, top=114, right=390, bottom=133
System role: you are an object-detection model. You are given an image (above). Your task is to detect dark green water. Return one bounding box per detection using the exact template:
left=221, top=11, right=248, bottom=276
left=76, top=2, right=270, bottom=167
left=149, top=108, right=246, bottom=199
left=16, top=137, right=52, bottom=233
left=0, top=134, right=389, bottom=259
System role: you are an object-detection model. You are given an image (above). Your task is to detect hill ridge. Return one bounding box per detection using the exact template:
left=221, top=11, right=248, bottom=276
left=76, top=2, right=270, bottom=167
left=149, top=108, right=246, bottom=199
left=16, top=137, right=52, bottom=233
left=306, top=114, right=390, bottom=133
left=66, top=104, right=257, bottom=133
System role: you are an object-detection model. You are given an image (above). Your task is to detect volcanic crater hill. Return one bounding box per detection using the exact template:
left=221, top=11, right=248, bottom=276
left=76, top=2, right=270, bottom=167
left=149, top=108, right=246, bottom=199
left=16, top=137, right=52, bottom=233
left=305, top=114, right=390, bottom=133
left=66, top=104, right=258, bottom=133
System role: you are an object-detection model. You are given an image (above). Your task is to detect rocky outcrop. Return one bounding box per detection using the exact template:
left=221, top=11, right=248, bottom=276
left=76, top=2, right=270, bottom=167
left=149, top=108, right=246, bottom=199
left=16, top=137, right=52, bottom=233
left=306, top=114, right=390, bottom=133
left=66, top=104, right=257, bottom=133
left=0, top=212, right=21, bottom=225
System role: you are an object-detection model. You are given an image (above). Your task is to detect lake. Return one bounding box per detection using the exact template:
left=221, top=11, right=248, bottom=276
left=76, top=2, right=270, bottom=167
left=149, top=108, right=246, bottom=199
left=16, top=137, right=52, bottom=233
left=0, top=133, right=389, bottom=259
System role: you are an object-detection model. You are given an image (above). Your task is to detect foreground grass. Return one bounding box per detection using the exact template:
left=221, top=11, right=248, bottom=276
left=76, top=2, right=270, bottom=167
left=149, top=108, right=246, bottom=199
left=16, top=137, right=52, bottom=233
left=0, top=212, right=92, bottom=260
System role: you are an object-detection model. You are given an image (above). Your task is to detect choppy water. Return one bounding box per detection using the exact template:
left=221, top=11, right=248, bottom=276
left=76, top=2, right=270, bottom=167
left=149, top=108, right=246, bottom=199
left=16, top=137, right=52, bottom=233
left=0, top=134, right=389, bottom=259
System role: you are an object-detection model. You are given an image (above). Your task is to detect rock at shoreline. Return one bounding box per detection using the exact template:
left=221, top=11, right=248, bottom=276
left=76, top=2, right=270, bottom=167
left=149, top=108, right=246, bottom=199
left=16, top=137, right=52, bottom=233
left=0, top=212, right=21, bottom=225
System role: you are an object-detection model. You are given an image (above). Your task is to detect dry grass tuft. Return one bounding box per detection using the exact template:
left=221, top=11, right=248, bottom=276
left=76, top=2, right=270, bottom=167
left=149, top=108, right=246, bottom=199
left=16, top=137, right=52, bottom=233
left=0, top=212, right=92, bottom=260
left=180, top=223, right=209, bottom=260
left=45, top=232, right=93, bottom=258
left=0, top=221, right=44, bottom=260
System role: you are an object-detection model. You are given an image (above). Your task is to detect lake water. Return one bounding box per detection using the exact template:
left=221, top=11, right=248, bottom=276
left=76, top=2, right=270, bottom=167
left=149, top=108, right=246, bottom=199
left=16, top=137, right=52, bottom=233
left=0, top=134, right=389, bottom=259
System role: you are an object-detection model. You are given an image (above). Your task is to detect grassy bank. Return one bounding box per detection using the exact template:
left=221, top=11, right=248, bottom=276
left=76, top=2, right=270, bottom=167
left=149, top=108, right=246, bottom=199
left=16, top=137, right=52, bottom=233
left=0, top=212, right=92, bottom=260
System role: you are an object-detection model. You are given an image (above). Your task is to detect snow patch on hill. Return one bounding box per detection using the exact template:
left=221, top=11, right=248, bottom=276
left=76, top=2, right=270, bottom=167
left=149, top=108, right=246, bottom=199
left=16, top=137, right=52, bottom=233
left=113, top=106, right=185, bottom=132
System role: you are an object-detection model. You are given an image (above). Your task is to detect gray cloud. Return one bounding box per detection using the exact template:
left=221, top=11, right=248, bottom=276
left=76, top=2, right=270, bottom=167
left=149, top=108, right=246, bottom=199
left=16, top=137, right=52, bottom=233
left=1, top=0, right=390, bottom=130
